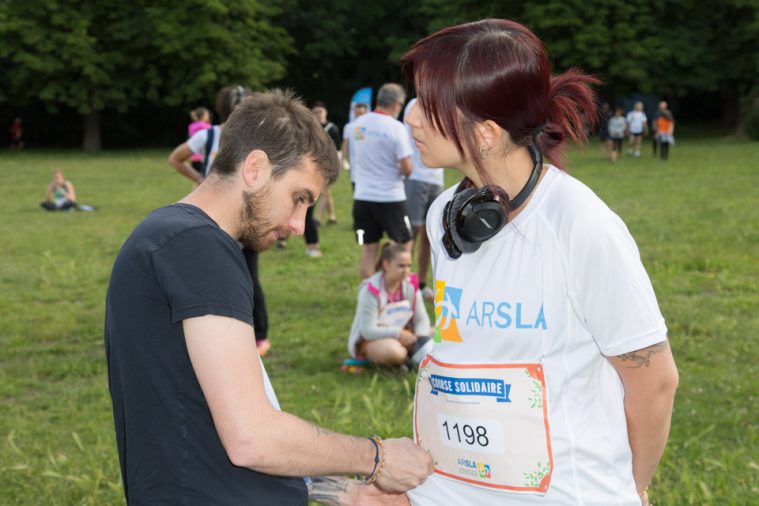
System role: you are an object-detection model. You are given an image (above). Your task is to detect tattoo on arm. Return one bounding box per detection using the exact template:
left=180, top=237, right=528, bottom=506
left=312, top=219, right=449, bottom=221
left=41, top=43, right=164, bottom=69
left=308, top=476, right=352, bottom=506
left=617, top=341, right=669, bottom=368
left=307, top=422, right=334, bottom=437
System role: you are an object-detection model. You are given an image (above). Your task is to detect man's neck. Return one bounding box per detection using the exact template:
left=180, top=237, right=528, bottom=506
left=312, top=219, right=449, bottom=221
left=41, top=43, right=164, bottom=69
left=180, top=179, right=240, bottom=240
left=374, top=105, right=396, bottom=117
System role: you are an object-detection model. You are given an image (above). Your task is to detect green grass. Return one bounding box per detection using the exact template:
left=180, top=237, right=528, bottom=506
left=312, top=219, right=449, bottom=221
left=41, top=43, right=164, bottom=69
left=1, top=134, right=757, bottom=504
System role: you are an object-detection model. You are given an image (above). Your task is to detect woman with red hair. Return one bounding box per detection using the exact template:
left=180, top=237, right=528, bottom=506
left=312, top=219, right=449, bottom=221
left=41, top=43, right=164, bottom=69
left=399, top=19, right=678, bottom=506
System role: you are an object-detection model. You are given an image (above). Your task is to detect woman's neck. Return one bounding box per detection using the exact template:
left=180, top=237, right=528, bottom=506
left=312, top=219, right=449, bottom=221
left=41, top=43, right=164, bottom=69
left=465, top=145, right=544, bottom=218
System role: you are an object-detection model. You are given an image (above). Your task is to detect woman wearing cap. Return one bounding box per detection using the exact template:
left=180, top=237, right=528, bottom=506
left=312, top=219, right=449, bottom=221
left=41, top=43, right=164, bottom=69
left=398, top=19, right=678, bottom=506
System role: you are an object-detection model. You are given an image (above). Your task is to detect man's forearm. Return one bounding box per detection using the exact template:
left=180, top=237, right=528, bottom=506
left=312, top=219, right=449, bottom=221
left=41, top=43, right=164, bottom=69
left=228, top=408, right=375, bottom=478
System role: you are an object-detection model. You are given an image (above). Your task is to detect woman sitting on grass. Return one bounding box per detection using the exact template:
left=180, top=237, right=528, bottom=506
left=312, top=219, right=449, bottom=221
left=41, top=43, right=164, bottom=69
left=347, top=242, right=432, bottom=367
left=41, top=170, right=77, bottom=211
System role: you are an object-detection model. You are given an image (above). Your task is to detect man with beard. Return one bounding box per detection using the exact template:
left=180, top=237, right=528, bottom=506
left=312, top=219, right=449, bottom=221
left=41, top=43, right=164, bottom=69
left=105, top=90, right=432, bottom=505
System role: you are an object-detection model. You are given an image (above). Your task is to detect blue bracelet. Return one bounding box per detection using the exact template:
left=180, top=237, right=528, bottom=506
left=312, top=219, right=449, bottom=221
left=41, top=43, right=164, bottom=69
left=366, top=437, right=380, bottom=481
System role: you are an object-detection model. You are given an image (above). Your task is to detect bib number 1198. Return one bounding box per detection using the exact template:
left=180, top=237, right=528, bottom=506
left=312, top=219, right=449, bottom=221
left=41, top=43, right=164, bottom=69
left=436, top=413, right=505, bottom=455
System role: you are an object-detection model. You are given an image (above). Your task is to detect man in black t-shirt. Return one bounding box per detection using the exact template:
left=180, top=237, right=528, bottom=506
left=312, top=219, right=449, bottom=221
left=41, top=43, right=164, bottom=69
left=311, top=101, right=341, bottom=230
left=105, top=90, right=432, bottom=505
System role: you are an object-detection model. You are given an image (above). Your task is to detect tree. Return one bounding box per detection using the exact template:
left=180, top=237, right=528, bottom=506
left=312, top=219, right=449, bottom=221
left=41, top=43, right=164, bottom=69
left=0, top=0, right=292, bottom=151
left=272, top=0, right=429, bottom=124
left=415, top=0, right=759, bottom=128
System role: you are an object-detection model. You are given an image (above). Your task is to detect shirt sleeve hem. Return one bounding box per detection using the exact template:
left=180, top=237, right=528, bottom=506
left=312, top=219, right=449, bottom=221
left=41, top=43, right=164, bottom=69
left=171, top=304, right=254, bottom=326
left=600, top=326, right=668, bottom=357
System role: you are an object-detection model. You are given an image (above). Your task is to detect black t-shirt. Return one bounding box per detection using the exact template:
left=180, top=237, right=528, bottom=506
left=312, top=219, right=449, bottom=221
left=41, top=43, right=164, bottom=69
left=323, top=121, right=341, bottom=150
left=104, top=204, right=307, bottom=505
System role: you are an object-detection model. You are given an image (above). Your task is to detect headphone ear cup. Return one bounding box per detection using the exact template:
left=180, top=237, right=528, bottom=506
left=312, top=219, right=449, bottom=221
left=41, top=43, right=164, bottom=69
left=460, top=200, right=507, bottom=242
left=447, top=188, right=482, bottom=255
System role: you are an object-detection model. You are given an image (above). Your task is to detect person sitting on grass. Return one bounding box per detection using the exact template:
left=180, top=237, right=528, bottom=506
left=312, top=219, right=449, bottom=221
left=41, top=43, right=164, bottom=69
left=347, top=241, right=433, bottom=367
left=41, top=170, right=77, bottom=211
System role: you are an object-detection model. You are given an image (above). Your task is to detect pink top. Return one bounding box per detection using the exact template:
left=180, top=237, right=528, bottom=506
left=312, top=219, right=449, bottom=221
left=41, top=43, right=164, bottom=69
left=188, top=121, right=211, bottom=162
left=386, top=284, right=404, bottom=303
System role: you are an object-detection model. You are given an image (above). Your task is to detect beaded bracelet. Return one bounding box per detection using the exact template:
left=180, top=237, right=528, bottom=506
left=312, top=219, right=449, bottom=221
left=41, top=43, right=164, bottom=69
left=638, top=486, right=649, bottom=497
left=365, top=435, right=385, bottom=484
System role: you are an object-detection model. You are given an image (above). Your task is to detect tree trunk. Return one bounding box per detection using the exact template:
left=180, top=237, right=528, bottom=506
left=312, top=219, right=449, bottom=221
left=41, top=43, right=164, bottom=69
left=83, top=110, right=102, bottom=152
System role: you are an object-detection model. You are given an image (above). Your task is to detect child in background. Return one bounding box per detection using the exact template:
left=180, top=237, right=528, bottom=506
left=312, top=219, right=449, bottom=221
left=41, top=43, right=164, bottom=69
left=608, top=107, right=627, bottom=163
left=41, top=170, right=77, bottom=210
left=656, top=109, right=675, bottom=161
left=187, top=107, right=211, bottom=175
left=347, top=242, right=433, bottom=367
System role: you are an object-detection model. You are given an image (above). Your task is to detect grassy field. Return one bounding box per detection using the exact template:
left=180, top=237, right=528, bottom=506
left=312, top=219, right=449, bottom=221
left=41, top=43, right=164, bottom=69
left=1, top=133, right=757, bottom=505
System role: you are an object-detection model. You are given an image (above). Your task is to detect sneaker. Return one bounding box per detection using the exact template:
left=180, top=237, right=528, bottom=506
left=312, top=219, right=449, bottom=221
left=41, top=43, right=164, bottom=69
left=421, top=286, right=436, bottom=301
left=305, top=247, right=322, bottom=258
left=634, top=150, right=641, bottom=157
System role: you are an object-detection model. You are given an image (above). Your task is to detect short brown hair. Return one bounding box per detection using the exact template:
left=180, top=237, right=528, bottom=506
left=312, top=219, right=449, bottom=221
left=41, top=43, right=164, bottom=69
left=211, top=89, right=340, bottom=185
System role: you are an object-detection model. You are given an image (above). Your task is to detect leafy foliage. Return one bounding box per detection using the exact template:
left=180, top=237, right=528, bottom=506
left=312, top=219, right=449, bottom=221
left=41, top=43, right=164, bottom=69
left=0, top=0, right=291, bottom=113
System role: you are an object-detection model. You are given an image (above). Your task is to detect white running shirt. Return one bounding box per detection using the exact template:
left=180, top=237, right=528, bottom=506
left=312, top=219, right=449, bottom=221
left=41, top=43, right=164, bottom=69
left=626, top=111, right=647, bottom=134
left=187, top=125, right=221, bottom=175
left=407, top=166, right=667, bottom=505
left=352, top=111, right=413, bottom=202
left=404, top=99, right=444, bottom=186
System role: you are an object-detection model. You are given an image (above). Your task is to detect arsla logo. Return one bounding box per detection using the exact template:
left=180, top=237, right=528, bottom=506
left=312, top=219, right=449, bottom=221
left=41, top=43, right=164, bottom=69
left=457, top=458, right=492, bottom=479
left=477, top=462, right=492, bottom=479
left=353, top=126, right=365, bottom=141
left=434, top=280, right=463, bottom=343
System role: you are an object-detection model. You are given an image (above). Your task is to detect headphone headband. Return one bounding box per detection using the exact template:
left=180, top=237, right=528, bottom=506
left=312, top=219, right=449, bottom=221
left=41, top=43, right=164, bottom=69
left=442, top=145, right=543, bottom=259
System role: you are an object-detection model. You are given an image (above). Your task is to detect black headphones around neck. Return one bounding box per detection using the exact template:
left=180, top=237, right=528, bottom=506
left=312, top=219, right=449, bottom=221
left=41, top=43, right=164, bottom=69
left=441, top=144, right=543, bottom=259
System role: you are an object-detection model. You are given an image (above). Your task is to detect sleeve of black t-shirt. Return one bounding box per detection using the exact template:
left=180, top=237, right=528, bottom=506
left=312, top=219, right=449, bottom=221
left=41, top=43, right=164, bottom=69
left=327, top=123, right=341, bottom=150
left=151, top=225, right=254, bottom=326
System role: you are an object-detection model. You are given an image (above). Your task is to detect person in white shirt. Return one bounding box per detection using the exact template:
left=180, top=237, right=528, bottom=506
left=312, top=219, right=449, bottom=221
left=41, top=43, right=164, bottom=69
left=352, top=83, right=414, bottom=279
left=626, top=101, right=648, bottom=157
left=403, top=98, right=445, bottom=299
left=341, top=102, right=369, bottom=190
left=393, top=19, right=678, bottom=506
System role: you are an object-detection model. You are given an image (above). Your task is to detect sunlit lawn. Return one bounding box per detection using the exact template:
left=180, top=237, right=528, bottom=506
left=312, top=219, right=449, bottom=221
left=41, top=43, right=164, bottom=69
left=1, top=132, right=757, bottom=504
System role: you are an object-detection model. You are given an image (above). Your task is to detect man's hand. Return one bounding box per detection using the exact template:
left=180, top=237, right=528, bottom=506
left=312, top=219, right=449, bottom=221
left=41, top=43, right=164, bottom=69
left=308, top=478, right=411, bottom=506
left=355, top=483, right=411, bottom=505
left=375, top=437, right=433, bottom=493
left=398, top=329, right=417, bottom=348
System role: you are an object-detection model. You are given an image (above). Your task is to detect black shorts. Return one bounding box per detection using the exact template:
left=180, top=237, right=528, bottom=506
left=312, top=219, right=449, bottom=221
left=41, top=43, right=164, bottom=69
left=352, top=200, right=412, bottom=245
left=630, top=131, right=644, bottom=138
left=611, top=138, right=624, bottom=151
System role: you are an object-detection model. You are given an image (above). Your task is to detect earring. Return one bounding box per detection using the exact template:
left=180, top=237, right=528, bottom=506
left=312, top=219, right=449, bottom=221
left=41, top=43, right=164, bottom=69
left=479, top=146, right=491, bottom=159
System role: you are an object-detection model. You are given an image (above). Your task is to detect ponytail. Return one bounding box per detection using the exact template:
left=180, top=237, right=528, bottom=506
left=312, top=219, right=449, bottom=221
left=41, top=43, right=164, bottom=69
left=534, top=69, right=600, bottom=169
left=189, top=106, right=210, bottom=122
left=375, top=241, right=407, bottom=273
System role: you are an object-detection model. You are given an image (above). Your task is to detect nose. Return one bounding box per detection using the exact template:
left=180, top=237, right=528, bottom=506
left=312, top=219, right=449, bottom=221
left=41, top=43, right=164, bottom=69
left=405, top=101, right=422, bottom=128
left=289, top=205, right=308, bottom=236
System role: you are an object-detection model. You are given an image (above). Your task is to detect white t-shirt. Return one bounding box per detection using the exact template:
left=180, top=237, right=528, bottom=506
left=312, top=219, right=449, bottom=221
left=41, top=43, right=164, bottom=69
left=343, top=121, right=360, bottom=184
left=626, top=111, right=647, bottom=134
left=187, top=125, right=221, bottom=175
left=407, top=166, right=667, bottom=506
left=352, top=111, right=413, bottom=202
left=404, top=99, right=444, bottom=186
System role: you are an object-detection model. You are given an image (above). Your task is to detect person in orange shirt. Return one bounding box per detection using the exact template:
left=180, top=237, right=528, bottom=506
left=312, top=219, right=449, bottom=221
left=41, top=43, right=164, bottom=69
left=655, top=108, right=675, bottom=160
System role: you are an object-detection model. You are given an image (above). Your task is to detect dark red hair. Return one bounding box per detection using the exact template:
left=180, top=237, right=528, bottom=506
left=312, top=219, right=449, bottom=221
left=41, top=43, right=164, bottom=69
left=400, top=19, right=599, bottom=173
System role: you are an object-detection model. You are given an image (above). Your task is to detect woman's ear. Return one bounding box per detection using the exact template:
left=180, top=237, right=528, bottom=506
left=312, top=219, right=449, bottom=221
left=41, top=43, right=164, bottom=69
left=475, top=119, right=509, bottom=152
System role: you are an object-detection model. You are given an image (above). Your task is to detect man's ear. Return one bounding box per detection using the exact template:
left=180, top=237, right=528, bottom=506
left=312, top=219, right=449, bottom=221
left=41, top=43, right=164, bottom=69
left=241, top=150, right=272, bottom=190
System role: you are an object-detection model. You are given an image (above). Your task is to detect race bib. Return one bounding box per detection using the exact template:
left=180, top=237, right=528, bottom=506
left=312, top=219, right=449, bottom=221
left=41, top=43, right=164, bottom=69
left=414, top=355, right=553, bottom=493
left=377, top=300, right=413, bottom=329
